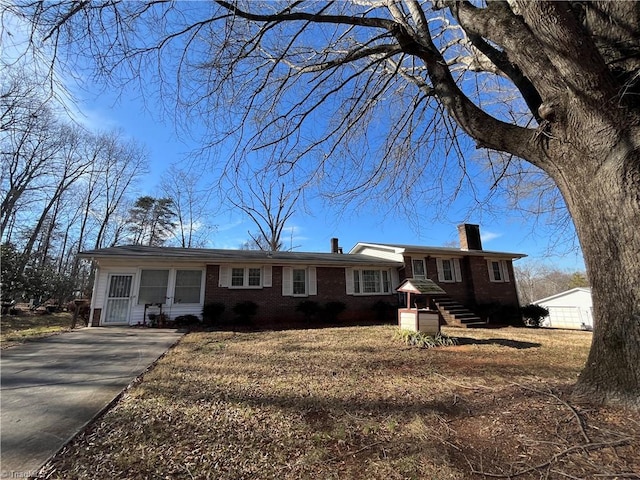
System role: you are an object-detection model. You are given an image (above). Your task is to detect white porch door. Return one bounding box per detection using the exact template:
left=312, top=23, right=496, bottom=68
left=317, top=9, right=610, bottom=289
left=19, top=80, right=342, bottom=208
left=104, top=275, right=133, bottom=325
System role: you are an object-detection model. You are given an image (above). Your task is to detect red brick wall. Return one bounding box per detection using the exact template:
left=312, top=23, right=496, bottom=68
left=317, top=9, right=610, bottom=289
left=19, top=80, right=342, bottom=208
left=404, top=255, right=520, bottom=311
left=204, top=265, right=397, bottom=326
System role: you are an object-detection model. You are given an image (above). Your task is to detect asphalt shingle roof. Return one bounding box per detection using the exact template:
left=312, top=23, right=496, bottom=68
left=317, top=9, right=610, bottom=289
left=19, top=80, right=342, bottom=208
left=79, top=245, right=402, bottom=266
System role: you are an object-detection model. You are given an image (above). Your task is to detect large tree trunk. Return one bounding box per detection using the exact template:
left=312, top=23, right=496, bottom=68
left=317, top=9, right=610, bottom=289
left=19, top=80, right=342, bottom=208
left=549, top=111, right=640, bottom=405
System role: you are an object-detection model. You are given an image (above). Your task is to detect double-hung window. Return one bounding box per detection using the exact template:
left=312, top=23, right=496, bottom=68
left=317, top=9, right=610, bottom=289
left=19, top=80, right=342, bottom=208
left=230, top=267, right=262, bottom=288
left=350, top=269, right=391, bottom=295
left=412, top=259, right=426, bottom=279
left=487, top=260, right=510, bottom=282
left=436, top=258, right=462, bottom=283
left=282, top=267, right=316, bottom=296
left=220, top=266, right=272, bottom=289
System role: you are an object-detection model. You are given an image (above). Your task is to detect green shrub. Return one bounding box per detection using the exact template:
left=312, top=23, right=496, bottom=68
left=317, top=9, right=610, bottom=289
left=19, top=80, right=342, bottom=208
left=233, top=301, right=258, bottom=324
left=323, top=301, right=346, bottom=322
left=520, top=304, right=549, bottom=328
left=174, top=314, right=201, bottom=327
left=202, top=302, right=226, bottom=325
left=394, top=329, right=458, bottom=349
left=296, top=300, right=321, bottom=320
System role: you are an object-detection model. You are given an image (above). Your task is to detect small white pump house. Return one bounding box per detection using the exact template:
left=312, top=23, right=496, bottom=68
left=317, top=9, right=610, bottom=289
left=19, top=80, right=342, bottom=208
left=396, top=278, right=446, bottom=335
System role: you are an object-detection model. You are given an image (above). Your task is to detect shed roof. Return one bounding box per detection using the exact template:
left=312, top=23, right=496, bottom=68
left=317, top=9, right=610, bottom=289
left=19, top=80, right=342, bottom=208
left=396, top=278, right=447, bottom=295
left=349, top=242, right=527, bottom=259
left=533, top=287, right=592, bottom=305
left=78, top=245, right=402, bottom=267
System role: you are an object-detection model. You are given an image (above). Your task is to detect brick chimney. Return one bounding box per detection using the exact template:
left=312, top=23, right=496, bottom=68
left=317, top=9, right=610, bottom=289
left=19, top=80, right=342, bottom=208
left=458, top=224, right=482, bottom=250
left=331, top=238, right=342, bottom=254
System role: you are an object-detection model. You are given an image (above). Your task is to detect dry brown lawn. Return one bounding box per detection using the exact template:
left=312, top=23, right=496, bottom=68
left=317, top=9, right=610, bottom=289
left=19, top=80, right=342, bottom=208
left=1, top=309, right=74, bottom=348
left=37, top=325, right=639, bottom=479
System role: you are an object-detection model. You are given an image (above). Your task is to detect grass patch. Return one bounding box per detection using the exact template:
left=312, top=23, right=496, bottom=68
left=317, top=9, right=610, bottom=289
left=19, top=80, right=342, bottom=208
left=38, top=326, right=639, bottom=479
left=394, top=329, right=458, bottom=348
left=1, top=311, right=74, bottom=347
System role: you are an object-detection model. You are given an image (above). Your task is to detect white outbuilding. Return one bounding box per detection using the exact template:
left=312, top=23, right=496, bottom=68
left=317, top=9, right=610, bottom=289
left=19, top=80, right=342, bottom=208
left=533, top=287, right=593, bottom=330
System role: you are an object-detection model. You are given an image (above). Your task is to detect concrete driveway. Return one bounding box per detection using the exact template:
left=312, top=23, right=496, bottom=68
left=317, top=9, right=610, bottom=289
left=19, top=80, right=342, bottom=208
left=1, top=327, right=184, bottom=477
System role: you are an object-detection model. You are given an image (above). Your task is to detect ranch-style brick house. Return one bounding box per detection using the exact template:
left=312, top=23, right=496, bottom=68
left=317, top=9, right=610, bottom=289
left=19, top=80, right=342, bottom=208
left=79, top=224, right=526, bottom=327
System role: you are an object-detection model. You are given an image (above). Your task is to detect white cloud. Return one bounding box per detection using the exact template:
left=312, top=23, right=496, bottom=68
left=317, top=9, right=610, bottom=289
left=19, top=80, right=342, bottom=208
left=481, top=231, right=502, bottom=244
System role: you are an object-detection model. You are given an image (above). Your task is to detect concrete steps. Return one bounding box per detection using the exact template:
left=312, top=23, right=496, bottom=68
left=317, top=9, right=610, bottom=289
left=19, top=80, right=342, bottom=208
left=434, top=297, right=486, bottom=328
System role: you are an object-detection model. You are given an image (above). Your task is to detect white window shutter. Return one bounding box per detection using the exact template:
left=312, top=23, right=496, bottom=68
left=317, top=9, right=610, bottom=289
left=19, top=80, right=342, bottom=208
left=345, top=268, right=354, bottom=295
left=391, top=268, right=400, bottom=291
left=282, top=267, right=293, bottom=296
left=453, top=258, right=462, bottom=282
left=219, top=266, right=229, bottom=287
left=308, top=267, right=317, bottom=295
left=501, top=260, right=510, bottom=282
left=436, top=258, right=445, bottom=282
left=263, top=265, right=272, bottom=287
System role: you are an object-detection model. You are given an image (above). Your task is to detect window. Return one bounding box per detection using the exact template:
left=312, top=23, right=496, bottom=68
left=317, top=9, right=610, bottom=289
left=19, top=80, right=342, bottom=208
left=220, top=266, right=271, bottom=289
left=293, top=269, right=306, bottom=295
left=350, top=269, right=392, bottom=295
left=248, top=268, right=261, bottom=287
left=282, top=267, right=316, bottom=296
left=436, top=258, right=462, bottom=283
left=138, top=269, right=169, bottom=304
left=442, top=260, right=454, bottom=281
left=229, top=267, right=262, bottom=288
left=174, top=270, right=202, bottom=304
left=412, top=259, right=426, bottom=279
left=491, top=262, right=502, bottom=281
left=231, top=268, right=245, bottom=287
left=487, top=260, right=510, bottom=282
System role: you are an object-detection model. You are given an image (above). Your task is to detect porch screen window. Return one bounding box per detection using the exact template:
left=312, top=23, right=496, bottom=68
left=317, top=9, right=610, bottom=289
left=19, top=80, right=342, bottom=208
left=138, top=269, right=169, bottom=304
left=174, top=270, right=202, bottom=304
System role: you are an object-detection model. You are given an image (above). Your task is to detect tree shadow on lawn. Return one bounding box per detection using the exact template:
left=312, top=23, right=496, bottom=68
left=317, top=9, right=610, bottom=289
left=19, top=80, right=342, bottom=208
left=450, top=337, right=541, bottom=350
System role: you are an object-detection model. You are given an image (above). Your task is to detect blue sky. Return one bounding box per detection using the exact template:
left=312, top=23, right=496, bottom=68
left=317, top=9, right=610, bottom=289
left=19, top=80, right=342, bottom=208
left=4, top=6, right=585, bottom=271
left=77, top=82, right=585, bottom=271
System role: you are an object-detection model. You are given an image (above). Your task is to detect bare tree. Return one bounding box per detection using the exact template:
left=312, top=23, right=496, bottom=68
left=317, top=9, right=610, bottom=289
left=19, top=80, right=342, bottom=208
left=515, top=262, right=589, bottom=306
left=14, top=1, right=640, bottom=404
left=160, top=164, right=216, bottom=248
left=229, top=175, right=301, bottom=252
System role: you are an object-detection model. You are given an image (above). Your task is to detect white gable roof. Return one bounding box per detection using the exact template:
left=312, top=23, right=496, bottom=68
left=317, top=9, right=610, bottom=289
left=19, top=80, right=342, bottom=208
left=533, top=288, right=593, bottom=308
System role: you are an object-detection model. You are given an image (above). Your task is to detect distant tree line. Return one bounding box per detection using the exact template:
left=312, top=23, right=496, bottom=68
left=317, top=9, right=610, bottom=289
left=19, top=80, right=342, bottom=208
left=1, top=69, right=149, bottom=305
left=515, top=263, right=589, bottom=305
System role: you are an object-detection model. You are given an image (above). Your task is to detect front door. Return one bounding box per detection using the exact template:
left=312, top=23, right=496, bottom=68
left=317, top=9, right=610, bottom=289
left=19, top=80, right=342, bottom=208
left=104, top=274, right=133, bottom=325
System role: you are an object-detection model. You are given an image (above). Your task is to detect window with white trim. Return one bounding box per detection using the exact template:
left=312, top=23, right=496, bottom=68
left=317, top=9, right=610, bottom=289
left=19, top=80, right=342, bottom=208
left=487, top=260, right=510, bottom=282
left=138, top=269, right=169, bottom=304
left=350, top=268, right=392, bottom=295
left=436, top=258, right=462, bottom=283
left=282, top=266, right=317, bottom=296
left=293, top=269, right=306, bottom=295
left=174, top=270, right=203, bottom=304
left=412, top=259, right=426, bottom=279
left=219, top=265, right=272, bottom=289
